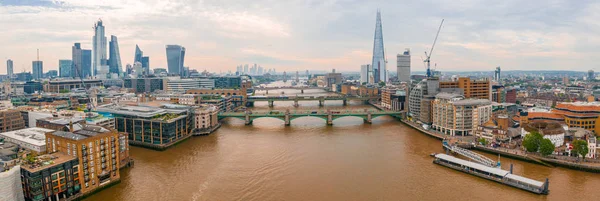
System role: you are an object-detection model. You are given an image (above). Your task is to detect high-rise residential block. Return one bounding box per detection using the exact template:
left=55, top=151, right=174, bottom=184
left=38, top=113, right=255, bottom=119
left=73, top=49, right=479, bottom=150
left=360, top=64, right=370, bottom=84
left=59, top=60, right=72, bottom=77
left=166, top=45, right=186, bottom=75
left=397, top=49, right=411, bottom=83
left=108, top=35, right=122, bottom=76
left=371, top=10, right=386, bottom=83
left=92, top=20, right=107, bottom=77
left=6, top=59, right=13, bottom=78
left=32, top=61, right=43, bottom=80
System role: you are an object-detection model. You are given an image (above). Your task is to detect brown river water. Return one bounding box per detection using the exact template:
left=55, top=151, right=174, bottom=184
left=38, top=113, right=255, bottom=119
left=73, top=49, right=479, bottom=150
left=86, top=85, right=600, bottom=201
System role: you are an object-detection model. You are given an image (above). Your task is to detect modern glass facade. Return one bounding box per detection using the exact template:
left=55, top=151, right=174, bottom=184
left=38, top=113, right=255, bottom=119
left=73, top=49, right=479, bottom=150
left=32, top=61, right=43, bottom=80
left=59, top=60, right=72, bottom=78
left=371, top=10, right=386, bottom=83
left=165, top=45, right=186, bottom=75
left=108, top=35, right=122, bottom=75
left=92, top=20, right=107, bottom=77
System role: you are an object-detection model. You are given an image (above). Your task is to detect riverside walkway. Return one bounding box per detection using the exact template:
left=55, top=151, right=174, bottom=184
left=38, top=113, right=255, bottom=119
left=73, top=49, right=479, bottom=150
left=219, top=109, right=403, bottom=125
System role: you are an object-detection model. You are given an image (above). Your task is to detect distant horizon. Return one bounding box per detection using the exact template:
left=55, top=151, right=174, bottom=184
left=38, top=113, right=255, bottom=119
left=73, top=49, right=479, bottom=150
left=1, top=1, right=599, bottom=74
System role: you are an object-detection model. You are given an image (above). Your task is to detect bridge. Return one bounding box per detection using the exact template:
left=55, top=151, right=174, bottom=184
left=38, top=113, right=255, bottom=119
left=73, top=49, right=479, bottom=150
left=254, top=86, right=329, bottom=94
left=218, top=109, right=403, bottom=126
left=247, top=96, right=379, bottom=107
left=443, top=141, right=498, bottom=167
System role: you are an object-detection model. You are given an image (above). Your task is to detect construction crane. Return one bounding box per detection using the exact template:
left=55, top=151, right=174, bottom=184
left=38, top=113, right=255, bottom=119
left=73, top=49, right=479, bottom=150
left=73, top=63, right=95, bottom=111
left=424, top=19, right=444, bottom=78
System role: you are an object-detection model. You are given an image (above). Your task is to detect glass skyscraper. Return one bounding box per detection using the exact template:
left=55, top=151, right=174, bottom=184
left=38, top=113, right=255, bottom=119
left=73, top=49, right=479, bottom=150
left=32, top=61, right=43, bottom=80
left=166, top=45, right=186, bottom=75
left=92, top=19, right=107, bottom=77
left=72, top=43, right=92, bottom=78
left=134, top=45, right=150, bottom=75
left=59, top=60, right=72, bottom=77
left=371, top=10, right=386, bottom=83
left=108, top=35, right=122, bottom=76
left=6, top=59, right=13, bottom=78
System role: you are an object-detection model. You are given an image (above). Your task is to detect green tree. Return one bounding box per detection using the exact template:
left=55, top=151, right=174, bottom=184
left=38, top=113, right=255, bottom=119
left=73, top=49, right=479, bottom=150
left=572, top=140, right=589, bottom=159
left=478, top=138, right=489, bottom=146
left=539, top=138, right=555, bottom=156
left=378, top=81, right=386, bottom=87
left=522, top=132, right=543, bottom=152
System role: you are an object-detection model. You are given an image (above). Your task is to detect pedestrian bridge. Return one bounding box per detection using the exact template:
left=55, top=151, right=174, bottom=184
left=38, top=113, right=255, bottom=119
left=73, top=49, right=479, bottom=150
left=247, top=95, right=378, bottom=107
left=218, top=109, right=403, bottom=125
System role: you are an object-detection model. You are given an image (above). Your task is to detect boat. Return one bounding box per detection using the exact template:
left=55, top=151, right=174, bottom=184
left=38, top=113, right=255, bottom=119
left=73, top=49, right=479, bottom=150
left=433, top=153, right=549, bottom=194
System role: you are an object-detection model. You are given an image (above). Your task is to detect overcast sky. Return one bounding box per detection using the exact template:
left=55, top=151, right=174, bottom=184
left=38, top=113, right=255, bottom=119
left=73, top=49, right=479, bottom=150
left=0, top=0, right=598, bottom=74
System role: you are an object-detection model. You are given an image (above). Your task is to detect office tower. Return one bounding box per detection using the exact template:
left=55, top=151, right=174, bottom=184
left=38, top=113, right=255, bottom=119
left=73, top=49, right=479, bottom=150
left=134, top=45, right=143, bottom=64
left=125, top=64, right=133, bottom=76
left=588, top=70, right=595, bottom=81
left=72, top=43, right=92, bottom=79
left=244, top=64, right=248, bottom=74
left=141, top=56, right=150, bottom=75
left=165, top=45, right=186, bottom=75
left=397, top=49, right=411, bottom=83
left=108, top=35, right=122, bottom=76
left=32, top=49, right=43, bottom=80
left=371, top=10, right=386, bottom=83
left=6, top=59, right=13, bottom=78
left=133, top=62, right=143, bottom=77
left=59, top=60, right=72, bottom=77
left=360, top=64, right=370, bottom=84
left=32, top=61, right=43, bottom=80
left=494, top=66, right=501, bottom=82
left=92, top=19, right=107, bottom=77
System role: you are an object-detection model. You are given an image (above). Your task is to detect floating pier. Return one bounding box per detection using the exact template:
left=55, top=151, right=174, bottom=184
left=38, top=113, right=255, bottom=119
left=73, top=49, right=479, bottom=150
left=433, top=154, right=549, bottom=195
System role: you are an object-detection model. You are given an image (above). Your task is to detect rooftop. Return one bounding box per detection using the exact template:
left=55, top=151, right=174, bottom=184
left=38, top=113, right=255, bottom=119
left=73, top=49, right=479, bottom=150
left=21, top=152, right=77, bottom=173
left=454, top=99, right=492, bottom=106
left=0, top=128, right=54, bottom=147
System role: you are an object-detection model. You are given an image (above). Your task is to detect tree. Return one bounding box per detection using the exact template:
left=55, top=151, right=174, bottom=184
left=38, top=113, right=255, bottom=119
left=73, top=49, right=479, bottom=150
left=522, top=132, right=543, bottom=152
left=478, top=138, right=489, bottom=146
left=572, top=140, right=589, bottom=159
left=539, top=138, right=555, bottom=156
left=378, top=81, right=386, bottom=87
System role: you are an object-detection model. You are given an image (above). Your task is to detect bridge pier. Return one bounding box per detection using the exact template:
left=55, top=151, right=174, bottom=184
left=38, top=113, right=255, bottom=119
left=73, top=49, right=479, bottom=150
left=301, top=89, right=304, bottom=94
left=327, top=110, right=333, bottom=125
left=285, top=112, right=291, bottom=126
left=268, top=100, right=274, bottom=107
left=342, top=99, right=347, bottom=106
left=319, top=99, right=324, bottom=107
left=245, top=114, right=252, bottom=125
left=364, top=112, right=372, bottom=124
left=266, top=90, right=268, bottom=95
left=293, top=100, right=299, bottom=107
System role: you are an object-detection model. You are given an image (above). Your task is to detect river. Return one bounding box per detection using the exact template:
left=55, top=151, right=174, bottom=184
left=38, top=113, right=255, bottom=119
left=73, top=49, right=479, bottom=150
left=86, top=81, right=600, bottom=201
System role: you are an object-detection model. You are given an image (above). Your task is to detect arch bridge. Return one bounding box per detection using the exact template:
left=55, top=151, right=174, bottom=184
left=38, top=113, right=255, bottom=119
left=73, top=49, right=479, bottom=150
left=218, top=109, right=404, bottom=126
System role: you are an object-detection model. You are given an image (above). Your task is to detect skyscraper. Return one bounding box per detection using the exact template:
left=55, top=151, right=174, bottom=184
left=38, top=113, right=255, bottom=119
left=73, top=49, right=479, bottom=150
left=32, top=49, right=43, bottom=80
left=141, top=56, right=150, bottom=75
left=397, top=49, right=411, bottom=83
left=494, top=66, right=501, bottom=83
left=72, top=43, right=91, bottom=78
left=371, top=10, right=386, bottom=83
left=6, top=59, right=13, bottom=78
left=59, top=60, right=72, bottom=77
left=32, top=61, right=43, bottom=80
left=589, top=70, right=595, bottom=81
left=92, top=19, right=107, bottom=77
left=134, top=45, right=143, bottom=63
left=166, top=45, right=185, bottom=75
left=108, top=35, right=122, bottom=76
left=134, top=45, right=150, bottom=75
left=360, top=64, right=370, bottom=84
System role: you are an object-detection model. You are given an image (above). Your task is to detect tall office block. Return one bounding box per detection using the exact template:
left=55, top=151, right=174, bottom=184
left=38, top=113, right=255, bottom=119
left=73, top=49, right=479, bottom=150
left=32, top=61, right=43, bottom=80
left=360, top=64, right=370, bottom=84
left=59, top=60, right=72, bottom=77
left=371, top=10, right=386, bottom=83
left=72, top=43, right=92, bottom=79
left=141, top=56, right=150, bottom=75
left=82, top=50, right=92, bottom=78
left=92, top=19, right=107, bottom=76
left=166, top=45, right=186, bottom=75
left=108, top=35, right=122, bottom=76
left=6, top=59, right=13, bottom=78
left=397, top=49, right=411, bottom=83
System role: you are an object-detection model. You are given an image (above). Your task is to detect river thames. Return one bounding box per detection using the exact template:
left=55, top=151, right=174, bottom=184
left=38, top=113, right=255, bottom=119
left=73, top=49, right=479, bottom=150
left=86, top=87, right=600, bottom=201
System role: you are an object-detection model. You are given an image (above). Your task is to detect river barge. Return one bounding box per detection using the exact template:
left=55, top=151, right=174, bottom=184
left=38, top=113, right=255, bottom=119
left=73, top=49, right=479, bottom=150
left=433, top=154, right=549, bottom=195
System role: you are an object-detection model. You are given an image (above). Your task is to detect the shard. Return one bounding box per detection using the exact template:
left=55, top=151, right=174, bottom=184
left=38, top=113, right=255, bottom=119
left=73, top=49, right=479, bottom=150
left=371, top=10, right=386, bottom=83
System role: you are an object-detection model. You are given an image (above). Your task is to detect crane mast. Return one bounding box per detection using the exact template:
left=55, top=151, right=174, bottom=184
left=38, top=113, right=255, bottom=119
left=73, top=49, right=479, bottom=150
left=424, top=19, right=444, bottom=78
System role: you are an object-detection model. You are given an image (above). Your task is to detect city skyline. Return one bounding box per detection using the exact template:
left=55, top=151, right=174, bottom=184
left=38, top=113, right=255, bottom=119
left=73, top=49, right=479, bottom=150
left=1, top=1, right=599, bottom=74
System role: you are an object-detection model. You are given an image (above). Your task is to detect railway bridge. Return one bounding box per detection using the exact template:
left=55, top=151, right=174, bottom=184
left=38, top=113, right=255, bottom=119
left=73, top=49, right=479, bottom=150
left=218, top=109, right=403, bottom=126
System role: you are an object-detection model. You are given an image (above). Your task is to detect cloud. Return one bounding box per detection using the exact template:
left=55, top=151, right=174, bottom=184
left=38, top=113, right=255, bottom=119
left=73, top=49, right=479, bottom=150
left=0, top=0, right=599, bottom=74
